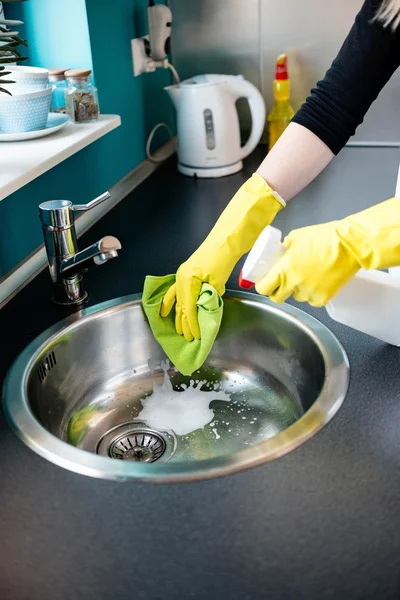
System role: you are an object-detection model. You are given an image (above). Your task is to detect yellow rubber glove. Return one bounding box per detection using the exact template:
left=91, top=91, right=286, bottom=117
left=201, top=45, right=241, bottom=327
left=161, top=173, right=285, bottom=341
left=256, top=197, right=400, bottom=307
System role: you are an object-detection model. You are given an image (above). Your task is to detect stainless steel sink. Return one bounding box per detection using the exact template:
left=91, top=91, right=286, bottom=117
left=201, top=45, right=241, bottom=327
left=3, top=291, right=349, bottom=483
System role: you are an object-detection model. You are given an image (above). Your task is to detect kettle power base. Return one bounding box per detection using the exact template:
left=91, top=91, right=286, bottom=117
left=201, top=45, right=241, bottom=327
left=178, top=161, right=243, bottom=178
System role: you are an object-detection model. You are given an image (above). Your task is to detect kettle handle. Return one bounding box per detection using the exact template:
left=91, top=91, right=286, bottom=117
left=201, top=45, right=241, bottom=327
left=225, top=78, right=266, bottom=160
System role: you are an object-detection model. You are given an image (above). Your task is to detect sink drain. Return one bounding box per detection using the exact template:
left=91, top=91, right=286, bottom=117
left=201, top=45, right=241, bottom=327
left=109, top=431, right=166, bottom=463
left=96, top=422, right=177, bottom=463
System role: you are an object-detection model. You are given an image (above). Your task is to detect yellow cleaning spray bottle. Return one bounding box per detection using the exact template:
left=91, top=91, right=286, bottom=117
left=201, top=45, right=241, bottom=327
left=267, top=53, right=294, bottom=150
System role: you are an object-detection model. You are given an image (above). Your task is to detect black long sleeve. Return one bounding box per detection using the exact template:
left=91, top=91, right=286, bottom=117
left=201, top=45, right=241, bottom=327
left=292, top=0, right=400, bottom=154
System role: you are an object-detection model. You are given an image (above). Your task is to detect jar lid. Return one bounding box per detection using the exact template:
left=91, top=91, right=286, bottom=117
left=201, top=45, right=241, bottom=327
left=65, top=69, right=92, bottom=80
left=49, top=68, right=69, bottom=76
left=49, top=68, right=69, bottom=82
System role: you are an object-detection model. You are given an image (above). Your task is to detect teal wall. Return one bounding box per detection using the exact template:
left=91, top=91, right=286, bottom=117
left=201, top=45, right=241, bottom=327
left=11, top=0, right=93, bottom=72
left=0, top=0, right=174, bottom=276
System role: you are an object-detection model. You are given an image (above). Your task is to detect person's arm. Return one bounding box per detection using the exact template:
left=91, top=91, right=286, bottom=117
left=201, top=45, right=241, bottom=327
left=161, top=0, right=400, bottom=340
left=257, top=0, right=400, bottom=201
left=256, top=123, right=334, bottom=201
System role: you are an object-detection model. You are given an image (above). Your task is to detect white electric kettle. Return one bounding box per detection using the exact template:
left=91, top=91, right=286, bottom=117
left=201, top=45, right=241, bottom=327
left=165, top=74, right=266, bottom=178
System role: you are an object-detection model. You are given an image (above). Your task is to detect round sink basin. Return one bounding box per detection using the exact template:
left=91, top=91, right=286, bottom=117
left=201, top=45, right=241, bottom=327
left=3, top=291, right=349, bottom=483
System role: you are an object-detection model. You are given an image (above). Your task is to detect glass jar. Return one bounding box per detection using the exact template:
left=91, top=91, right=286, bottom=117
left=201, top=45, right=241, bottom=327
left=49, top=68, right=69, bottom=113
left=65, top=69, right=99, bottom=124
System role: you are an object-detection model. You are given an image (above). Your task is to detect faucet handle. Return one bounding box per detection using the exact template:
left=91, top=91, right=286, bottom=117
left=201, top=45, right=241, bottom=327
left=39, top=192, right=111, bottom=228
left=72, top=192, right=111, bottom=212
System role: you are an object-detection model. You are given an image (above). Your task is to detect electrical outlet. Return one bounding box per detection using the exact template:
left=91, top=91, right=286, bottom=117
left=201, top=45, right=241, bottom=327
left=131, top=36, right=155, bottom=77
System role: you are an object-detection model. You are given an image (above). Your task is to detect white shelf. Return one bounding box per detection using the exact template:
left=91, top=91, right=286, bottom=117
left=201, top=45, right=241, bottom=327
left=0, top=114, right=121, bottom=201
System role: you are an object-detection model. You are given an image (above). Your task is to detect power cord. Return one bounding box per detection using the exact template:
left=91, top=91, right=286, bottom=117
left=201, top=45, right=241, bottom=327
left=166, top=61, right=180, bottom=84
left=146, top=122, right=175, bottom=163
left=145, top=59, right=180, bottom=164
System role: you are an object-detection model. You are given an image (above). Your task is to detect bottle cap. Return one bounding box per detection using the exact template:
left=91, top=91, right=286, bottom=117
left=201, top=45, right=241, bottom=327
left=275, top=54, right=288, bottom=81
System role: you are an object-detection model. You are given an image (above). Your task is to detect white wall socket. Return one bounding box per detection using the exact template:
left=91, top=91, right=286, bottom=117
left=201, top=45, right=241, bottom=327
left=131, top=36, right=155, bottom=77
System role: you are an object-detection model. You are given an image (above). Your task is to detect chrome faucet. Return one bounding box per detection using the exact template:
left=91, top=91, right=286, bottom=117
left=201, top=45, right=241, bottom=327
left=39, top=192, right=122, bottom=306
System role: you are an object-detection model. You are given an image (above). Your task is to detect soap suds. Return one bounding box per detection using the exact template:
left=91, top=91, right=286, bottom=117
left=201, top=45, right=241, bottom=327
left=212, top=428, right=221, bottom=440
left=138, top=361, right=231, bottom=436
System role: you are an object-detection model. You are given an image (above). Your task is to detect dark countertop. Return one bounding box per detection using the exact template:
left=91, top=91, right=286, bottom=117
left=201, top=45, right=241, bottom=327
left=1, top=147, right=400, bottom=600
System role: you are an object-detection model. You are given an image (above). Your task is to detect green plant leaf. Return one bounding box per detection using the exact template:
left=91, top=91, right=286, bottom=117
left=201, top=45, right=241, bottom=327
left=0, top=31, right=20, bottom=38
left=0, top=19, right=24, bottom=26
left=0, top=56, right=28, bottom=63
left=13, top=36, right=28, bottom=47
left=0, top=87, right=12, bottom=96
left=2, top=40, right=20, bottom=48
left=0, top=14, right=29, bottom=66
left=0, top=35, right=28, bottom=48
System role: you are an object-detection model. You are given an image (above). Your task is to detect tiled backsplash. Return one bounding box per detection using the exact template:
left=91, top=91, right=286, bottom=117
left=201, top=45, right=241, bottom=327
left=169, top=0, right=400, bottom=143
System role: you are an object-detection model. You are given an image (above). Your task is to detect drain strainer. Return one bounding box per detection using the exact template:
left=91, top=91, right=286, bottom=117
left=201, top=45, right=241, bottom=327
left=96, top=422, right=177, bottom=463
left=109, top=431, right=166, bottom=462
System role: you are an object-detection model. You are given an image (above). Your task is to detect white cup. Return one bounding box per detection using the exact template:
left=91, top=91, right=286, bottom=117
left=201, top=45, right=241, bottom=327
left=1, top=66, right=49, bottom=95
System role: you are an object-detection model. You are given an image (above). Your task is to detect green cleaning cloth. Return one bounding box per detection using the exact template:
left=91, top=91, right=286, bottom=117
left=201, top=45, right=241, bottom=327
left=142, top=275, right=223, bottom=376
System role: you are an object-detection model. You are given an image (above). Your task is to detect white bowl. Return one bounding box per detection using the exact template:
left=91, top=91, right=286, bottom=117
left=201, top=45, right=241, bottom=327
left=0, top=87, right=52, bottom=133
left=1, top=66, right=49, bottom=95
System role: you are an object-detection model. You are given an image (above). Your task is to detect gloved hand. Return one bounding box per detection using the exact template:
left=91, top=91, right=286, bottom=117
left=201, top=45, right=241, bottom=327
left=256, top=197, right=400, bottom=306
left=161, top=173, right=285, bottom=341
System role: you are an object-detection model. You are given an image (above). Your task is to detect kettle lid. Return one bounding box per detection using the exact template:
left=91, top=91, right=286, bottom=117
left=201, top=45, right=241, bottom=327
left=180, top=73, right=245, bottom=87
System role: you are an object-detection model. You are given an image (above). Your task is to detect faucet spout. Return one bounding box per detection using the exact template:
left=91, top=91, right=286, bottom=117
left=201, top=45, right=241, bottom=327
left=39, top=195, right=121, bottom=306
left=60, top=236, right=122, bottom=276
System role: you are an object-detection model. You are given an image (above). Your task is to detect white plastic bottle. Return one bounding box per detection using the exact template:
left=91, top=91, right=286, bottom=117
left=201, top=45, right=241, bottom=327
left=239, top=225, right=400, bottom=346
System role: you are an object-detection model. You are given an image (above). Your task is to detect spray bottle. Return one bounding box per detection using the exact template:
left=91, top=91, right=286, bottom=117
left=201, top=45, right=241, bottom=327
left=267, top=54, right=295, bottom=150
left=239, top=225, right=400, bottom=346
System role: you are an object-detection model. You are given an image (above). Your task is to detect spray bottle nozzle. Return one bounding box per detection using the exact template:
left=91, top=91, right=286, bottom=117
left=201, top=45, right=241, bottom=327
left=239, top=270, right=255, bottom=289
